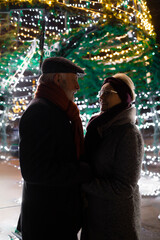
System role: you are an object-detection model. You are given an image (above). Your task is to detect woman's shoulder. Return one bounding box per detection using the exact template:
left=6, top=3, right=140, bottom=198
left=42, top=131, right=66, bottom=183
left=118, top=123, right=144, bottom=147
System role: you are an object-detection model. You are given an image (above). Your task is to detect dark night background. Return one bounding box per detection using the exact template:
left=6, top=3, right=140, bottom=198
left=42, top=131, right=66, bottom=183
left=147, top=0, right=160, bottom=45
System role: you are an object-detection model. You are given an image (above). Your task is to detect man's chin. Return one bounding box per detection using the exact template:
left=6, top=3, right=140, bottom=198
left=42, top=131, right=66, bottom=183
left=67, top=94, right=75, bottom=102
left=72, top=95, right=75, bottom=102
left=72, top=93, right=77, bottom=101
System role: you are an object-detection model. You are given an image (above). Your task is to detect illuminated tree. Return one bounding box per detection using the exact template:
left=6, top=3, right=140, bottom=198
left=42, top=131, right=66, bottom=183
left=0, top=0, right=160, bottom=195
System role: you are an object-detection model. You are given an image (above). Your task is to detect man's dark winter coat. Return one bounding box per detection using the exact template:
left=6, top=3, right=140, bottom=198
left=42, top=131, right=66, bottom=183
left=18, top=97, right=91, bottom=240
left=81, top=107, right=144, bottom=240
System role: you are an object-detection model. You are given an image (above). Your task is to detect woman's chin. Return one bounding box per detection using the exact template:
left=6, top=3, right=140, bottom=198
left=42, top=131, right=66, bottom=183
left=100, top=104, right=108, bottom=112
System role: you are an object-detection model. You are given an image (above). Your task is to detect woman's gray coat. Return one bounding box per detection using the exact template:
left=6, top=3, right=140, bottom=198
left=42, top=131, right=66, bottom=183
left=81, top=107, right=144, bottom=240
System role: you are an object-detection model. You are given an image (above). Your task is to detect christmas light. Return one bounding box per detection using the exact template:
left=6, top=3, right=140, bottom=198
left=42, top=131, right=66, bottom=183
left=0, top=0, right=160, bottom=196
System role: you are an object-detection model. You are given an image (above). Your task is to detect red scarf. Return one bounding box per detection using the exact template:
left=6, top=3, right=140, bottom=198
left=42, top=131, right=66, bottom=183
left=35, top=82, right=84, bottom=160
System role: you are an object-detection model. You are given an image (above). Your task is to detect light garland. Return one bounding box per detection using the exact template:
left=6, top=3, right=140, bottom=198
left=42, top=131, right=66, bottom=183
left=1, top=0, right=155, bottom=36
left=0, top=0, right=160, bottom=197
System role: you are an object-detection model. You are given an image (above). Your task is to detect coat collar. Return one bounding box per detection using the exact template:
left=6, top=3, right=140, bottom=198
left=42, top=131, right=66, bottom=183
left=97, top=106, right=136, bottom=137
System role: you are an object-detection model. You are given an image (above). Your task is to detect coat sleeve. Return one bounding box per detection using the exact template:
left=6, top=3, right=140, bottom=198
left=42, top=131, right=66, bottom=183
left=82, top=126, right=144, bottom=200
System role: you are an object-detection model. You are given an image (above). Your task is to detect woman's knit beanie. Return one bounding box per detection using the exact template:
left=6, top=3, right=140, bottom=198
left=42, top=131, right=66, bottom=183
left=102, top=73, right=135, bottom=104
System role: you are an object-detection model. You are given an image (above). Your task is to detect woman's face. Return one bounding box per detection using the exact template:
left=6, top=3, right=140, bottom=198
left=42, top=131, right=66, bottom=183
left=99, top=83, right=122, bottom=112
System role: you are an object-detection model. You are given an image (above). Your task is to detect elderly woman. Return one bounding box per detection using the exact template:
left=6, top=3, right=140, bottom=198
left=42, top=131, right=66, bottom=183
left=81, top=73, right=144, bottom=240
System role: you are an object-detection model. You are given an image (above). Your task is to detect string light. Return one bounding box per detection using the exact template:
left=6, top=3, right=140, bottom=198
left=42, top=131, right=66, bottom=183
left=0, top=0, right=159, bottom=197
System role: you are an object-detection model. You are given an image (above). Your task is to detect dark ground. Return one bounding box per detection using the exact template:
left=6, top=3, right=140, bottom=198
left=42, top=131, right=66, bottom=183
left=0, top=158, right=160, bottom=240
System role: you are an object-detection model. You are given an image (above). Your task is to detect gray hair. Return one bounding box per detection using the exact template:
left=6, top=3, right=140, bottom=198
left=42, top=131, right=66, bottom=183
left=38, top=73, right=57, bottom=84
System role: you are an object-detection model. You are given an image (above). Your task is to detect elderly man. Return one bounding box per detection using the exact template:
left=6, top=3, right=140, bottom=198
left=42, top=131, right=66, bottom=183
left=17, top=57, right=92, bottom=240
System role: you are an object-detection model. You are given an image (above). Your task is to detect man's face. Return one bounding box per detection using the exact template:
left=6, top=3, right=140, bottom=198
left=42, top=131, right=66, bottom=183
left=99, top=83, right=121, bottom=112
left=58, top=73, right=80, bottom=101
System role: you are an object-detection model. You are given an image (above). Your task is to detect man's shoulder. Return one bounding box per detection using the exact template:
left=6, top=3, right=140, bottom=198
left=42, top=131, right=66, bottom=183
left=26, top=98, right=61, bottom=112
left=22, top=97, right=67, bottom=120
left=28, top=97, right=52, bottom=108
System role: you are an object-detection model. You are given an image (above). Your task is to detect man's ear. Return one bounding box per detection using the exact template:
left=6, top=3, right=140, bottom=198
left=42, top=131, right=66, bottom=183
left=53, top=73, right=61, bottom=85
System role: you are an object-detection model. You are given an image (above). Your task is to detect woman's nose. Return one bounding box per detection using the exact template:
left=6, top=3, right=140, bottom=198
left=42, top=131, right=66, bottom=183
left=99, top=93, right=104, bottom=100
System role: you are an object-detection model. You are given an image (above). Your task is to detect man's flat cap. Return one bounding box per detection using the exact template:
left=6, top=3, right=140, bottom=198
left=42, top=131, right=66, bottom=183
left=42, top=57, right=85, bottom=77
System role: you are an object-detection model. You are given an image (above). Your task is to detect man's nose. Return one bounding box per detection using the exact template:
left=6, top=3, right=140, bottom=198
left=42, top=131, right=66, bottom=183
left=76, top=81, right=80, bottom=90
